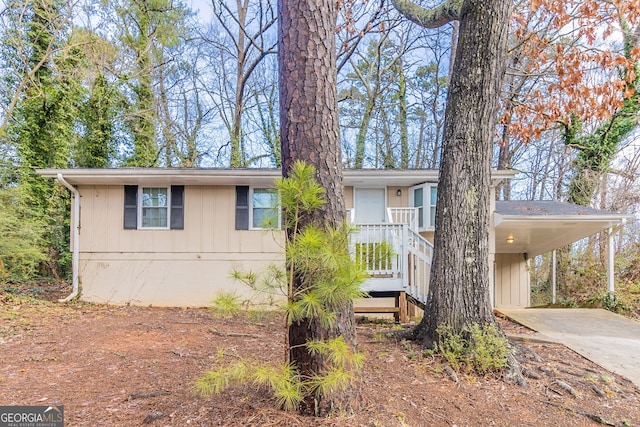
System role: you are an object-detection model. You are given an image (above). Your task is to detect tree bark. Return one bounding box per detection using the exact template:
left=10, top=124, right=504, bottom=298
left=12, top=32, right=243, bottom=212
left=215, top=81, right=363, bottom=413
left=278, top=0, right=355, bottom=416
left=395, top=0, right=512, bottom=344
left=392, top=0, right=462, bottom=28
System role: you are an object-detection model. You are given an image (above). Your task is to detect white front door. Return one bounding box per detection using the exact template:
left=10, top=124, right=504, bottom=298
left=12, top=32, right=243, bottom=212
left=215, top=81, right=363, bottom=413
left=354, top=188, right=386, bottom=223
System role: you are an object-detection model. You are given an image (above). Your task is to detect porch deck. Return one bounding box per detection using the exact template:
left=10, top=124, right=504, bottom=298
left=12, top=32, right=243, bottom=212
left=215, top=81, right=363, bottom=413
left=350, top=208, right=433, bottom=321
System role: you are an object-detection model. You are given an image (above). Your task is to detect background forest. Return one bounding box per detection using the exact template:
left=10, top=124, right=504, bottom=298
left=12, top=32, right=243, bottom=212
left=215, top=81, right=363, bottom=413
left=0, top=0, right=638, bottom=314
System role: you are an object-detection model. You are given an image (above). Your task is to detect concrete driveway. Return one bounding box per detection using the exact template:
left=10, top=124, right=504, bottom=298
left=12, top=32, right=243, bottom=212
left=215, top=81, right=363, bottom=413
left=497, top=308, right=640, bottom=389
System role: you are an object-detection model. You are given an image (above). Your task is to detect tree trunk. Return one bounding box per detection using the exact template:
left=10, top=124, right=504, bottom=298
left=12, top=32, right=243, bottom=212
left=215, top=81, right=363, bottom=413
left=380, top=109, right=395, bottom=168
left=416, top=112, right=426, bottom=167
left=278, top=0, right=355, bottom=416
left=398, top=59, right=409, bottom=169
left=230, top=0, right=248, bottom=168
left=354, top=96, right=376, bottom=169
left=406, top=0, right=512, bottom=346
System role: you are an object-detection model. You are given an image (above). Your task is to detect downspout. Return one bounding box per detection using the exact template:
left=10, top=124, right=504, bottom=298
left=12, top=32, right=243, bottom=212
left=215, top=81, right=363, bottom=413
left=56, top=173, right=80, bottom=302
left=552, top=249, right=557, bottom=304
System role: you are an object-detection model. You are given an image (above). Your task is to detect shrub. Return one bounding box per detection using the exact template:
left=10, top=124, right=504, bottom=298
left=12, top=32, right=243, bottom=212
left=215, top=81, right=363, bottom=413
left=210, top=292, right=243, bottom=318
left=434, top=323, right=509, bottom=374
left=0, top=188, right=46, bottom=283
left=195, top=337, right=363, bottom=411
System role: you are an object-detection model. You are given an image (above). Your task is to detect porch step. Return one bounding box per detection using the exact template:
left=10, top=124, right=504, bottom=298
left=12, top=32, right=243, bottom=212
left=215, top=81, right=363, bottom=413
left=354, top=291, right=411, bottom=323
left=355, top=306, right=401, bottom=314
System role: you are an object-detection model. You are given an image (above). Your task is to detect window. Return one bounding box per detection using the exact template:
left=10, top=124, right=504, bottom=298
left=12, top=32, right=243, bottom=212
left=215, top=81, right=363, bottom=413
left=251, top=188, right=279, bottom=229
left=413, top=187, right=424, bottom=229
left=410, top=183, right=437, bottom=230
left=140, top=187, right=169, bottom=228
left=429, top=186, right=437, bottom=228
left=235, top=186, right=279, bottom=230
left=123, top=185, right=184, bottom=230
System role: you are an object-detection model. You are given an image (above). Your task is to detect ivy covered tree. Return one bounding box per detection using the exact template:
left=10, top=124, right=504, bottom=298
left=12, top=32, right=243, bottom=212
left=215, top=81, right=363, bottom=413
left=113, top=0, right=189, bottom=166
left=74, top=72, right=120, bottom=168
left=7, top=0, right=84, bottom=279
left=564, top=14, right=639, bottom=207
left=496, top=0, right=640, bottom=201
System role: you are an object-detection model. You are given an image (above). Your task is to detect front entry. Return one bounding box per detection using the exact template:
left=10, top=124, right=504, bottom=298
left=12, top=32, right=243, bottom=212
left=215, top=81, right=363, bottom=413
left=354, top=188, right=386, bottom=223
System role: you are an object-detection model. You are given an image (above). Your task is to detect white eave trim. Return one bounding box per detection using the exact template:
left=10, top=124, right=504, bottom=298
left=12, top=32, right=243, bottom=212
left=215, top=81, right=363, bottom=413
left=36, top=168, right=518, bottom=188
left=494, top=213, right=631, bottom=227
left=490, top=169, right=519, bottom=185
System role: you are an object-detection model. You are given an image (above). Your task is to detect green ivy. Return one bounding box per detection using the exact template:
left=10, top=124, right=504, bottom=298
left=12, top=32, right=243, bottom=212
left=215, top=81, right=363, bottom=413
left=0, top=188, right=46, bottom=282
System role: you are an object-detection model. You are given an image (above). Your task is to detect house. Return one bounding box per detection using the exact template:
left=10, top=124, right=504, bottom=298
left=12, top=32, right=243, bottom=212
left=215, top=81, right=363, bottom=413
left=37, top=168, right=630, bottom=318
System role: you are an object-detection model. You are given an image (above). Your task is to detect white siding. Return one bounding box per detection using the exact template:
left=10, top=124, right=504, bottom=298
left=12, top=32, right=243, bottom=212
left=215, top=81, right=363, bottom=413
left=77, top=185, right=283, bottom=306
left=494, top=253, right=530, bottom=308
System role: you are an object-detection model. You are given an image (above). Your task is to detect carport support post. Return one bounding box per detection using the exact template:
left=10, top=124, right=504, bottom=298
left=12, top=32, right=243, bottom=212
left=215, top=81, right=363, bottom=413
left=607, top=227, right=615, bottom=295
left=552, top=249, right=557, bottom=304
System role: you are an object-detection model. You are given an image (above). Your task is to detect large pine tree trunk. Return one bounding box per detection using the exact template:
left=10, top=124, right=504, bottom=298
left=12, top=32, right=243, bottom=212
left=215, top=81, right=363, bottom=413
left=408, top=0, right=512, bottom=346
left=278, top=0, right=356, bottom=416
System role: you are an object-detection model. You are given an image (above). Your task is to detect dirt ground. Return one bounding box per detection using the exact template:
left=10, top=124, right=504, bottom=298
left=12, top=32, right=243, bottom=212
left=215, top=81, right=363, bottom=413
left=1, top=283, right=639, bottom=427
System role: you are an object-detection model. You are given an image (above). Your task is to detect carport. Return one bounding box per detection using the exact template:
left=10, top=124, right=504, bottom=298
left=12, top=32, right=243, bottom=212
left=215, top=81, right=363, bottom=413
left=494, top=201, right=631, bottom=301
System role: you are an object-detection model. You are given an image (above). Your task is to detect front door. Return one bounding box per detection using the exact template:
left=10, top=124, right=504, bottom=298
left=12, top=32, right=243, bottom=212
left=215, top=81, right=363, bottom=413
left=354, top=188, right=386, bottom=223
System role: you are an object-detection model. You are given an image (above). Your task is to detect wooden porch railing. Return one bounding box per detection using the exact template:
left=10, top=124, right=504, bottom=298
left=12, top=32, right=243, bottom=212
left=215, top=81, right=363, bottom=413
left=387, top=207, right=419, bottom=231
left=405, top=227, right=432, bottom=306
left=349, top=221, right=433, bottom=308
left=350, top=224, right=406, bottom=284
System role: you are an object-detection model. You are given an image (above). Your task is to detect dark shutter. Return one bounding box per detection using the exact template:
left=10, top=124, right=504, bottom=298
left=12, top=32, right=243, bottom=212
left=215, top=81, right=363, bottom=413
left=170, top=185, right=184, bottom=230
left=235, top=186, right=249, bottom=230
left=123, top=185, right=138, bottom=229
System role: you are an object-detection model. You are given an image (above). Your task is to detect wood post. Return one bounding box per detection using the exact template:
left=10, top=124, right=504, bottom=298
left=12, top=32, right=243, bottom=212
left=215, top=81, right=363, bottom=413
left=399, top=291, right=408, bottom=323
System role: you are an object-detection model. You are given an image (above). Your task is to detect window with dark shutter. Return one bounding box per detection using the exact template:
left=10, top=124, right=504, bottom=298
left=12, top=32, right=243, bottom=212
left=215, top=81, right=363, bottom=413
left=123, top=185, right=138, bottom=229
left=170, top=185, right=184, bottom=230
left=251, top=188, right=280, bottom=229
left=235, top=186, right=249, bottom=230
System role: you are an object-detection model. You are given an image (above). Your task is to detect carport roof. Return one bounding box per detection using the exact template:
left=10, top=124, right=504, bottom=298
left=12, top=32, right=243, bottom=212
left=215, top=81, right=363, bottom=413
left=494, top=200, right=632, bottom=257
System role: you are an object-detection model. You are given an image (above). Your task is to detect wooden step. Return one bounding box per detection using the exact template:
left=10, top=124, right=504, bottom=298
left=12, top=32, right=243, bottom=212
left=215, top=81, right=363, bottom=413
left=354, top=291, right=408, bottom=323
left=354, top=306, right=400, bottom=314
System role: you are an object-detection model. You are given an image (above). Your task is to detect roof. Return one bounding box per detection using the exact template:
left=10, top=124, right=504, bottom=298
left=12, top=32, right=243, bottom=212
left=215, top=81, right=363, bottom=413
left=494, top=200, right=632, bottom=257
left=37, top=167, right=517, bottom=188
left=495, top=200, right=623, bottom=217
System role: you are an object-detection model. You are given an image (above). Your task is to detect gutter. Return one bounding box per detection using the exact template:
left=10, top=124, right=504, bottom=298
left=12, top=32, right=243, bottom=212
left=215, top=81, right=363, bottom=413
left=56, top=173, right=80, bottom=302
left=494, top=213, right=632, bottom=227
left=37, top=167, right=519, bottom=188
